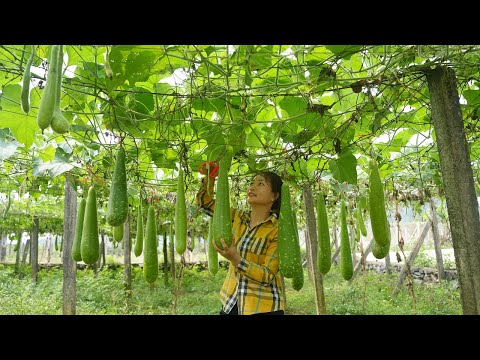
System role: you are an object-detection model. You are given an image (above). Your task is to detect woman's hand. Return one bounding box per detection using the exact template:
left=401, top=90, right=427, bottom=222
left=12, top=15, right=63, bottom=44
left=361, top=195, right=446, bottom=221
left=212, top=236, right=241, bottom=267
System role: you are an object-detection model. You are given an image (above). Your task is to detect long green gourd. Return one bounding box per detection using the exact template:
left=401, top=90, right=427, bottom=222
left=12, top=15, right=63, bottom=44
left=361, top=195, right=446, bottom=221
left=81, top=186, right=99, bottom=265
left=317, top=191, right=331, bottom=275
left=21, top=45, right=35, bottom=114
left=340, top=200, right=353, bottom=281
left=143, top=205, right=158, bottom=284
left=36, top=45, right=60, bottom=131
left=207, top=217, right=218, bottom=275
left=372, top=217, right=391, bottom=259
left=72, top=197, right=86, bottom=262
left=50, top=45, right=69, bottom=134
left=357, top=204, right=367, bottom=237
left=134, top=200, right=144, bottom=257
left=369, top=160, right=390, bottom=247
left=175, top=167, right=187, bottom=254
left=291, top=209, right=304, bottom=290
left=278, top=183, right=302, bottom=279
left=212, top=145, right=233, bottom=247
left=107, top=147, right=128, bottom=226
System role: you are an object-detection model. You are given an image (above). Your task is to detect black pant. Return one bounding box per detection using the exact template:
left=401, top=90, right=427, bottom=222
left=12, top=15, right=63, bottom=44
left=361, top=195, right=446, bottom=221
left=220, top=303, right=284, bottom=315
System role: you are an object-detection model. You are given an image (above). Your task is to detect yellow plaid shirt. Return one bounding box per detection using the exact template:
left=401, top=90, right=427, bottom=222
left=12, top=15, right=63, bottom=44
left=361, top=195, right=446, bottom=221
left=196, top=176, right=286, bottom=315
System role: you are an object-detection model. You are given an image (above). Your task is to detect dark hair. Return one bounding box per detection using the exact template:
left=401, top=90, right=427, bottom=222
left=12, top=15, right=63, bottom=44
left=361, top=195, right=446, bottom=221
left=254, top=171, right=283, bottom=216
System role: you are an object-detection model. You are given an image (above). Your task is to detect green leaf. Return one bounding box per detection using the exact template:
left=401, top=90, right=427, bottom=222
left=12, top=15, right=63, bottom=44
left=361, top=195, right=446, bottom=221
left=246, top=126, right=264, bottom=148
left=0, top=84, right=37, bottom=148
left=463, top=90, right=480, bottom=105
left=329, top=148, right=357, bottom=185
left=125, top=50, right=157, bottom=86
left=0, top=128, right=21, bottom=160
left=249, top=45, right=273, bottom=70
left=325, top=45, right=363, bottom=60
left=32, top=147, right=75, bottom=177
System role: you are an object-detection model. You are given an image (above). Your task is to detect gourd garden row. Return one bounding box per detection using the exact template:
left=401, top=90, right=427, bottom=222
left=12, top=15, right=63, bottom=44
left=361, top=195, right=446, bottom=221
left=0, top=45, right=479, bottom=314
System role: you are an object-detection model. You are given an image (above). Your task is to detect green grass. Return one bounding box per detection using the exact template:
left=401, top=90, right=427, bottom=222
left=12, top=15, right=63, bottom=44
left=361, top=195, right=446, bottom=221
left=0, top=263, right=462, bottom=315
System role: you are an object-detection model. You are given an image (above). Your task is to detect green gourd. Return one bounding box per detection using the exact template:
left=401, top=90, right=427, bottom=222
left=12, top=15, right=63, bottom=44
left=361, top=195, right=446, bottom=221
left=372, top=217, right=391, bottom=259
left=357, top=205, right=367, bottom=237
left=291, top=270, right=304, bottom=291
left=81, top=186, right=100, bottom=265
left=368, top=160, right=390, bottom=247
left=21, top=45, right=35, bottom=114
left=278, top=183, right=302, bottom=279
left=113, top=224, right=124, bottom=242
left=174, top=167, right=187, bottom=255
left=340, top=200, right=353, bottom=281
left=72, top=197, right=86, bottom=262
left=291, top=209, right=304, bottom=290
left=107, top=147, right=128, bottom=226
left=316, top=191, right=331, bottom=275
left=212, top=145, right=233, bottom=247
left=190, top=231, right=195, bottom=251
left=143, top=205, right=158, bottom=284
left=36, top=45, right=59, bottom=131
left=50, top=45, right=69, bottom=134
left=207, top=217, right=218, bottom=275
left=134, top=200, right=144, bottom=257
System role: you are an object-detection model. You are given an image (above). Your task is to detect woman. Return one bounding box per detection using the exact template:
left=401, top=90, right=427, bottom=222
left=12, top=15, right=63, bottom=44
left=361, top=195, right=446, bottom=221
left=196, top=163, right=286, bottom=315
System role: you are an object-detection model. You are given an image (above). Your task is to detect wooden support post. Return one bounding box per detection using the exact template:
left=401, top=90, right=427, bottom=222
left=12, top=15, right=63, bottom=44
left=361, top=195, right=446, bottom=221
left=430, top=201, right=445, bottom=280
left=62, top=178, right=77, bottom=315
left=163, top=230, right=169, bottom=287
left=303, top=185, right=326, bottom=315
left=304, top=229, right=313, bottom=282
left=349, top=223, right=357, bottom=268
left=124, top=216, right=132, bottom=291
left=393, top=221, right=432, bottom=295
left=14, top=230, right=22, bottom=274
left=351, top=238, right=374, bottom=280
left=31, top=216, right=39, bottom=284
left=169, top=224, right=176, bottom=281
left=332, top=219, right=338, bottom=265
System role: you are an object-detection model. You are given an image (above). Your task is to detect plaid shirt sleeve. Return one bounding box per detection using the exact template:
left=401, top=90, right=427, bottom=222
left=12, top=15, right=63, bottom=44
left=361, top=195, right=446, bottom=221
left=195, top=176, right=216, bottom=216
left=236, top=234, right=279, bottom=286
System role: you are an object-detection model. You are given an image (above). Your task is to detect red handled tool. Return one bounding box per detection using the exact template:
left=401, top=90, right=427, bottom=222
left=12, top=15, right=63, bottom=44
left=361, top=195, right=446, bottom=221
left=198, top=161, right=219, bottom=178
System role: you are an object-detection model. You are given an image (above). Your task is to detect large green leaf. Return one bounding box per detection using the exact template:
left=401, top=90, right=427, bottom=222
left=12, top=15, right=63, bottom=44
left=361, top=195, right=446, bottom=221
left=0, top=84, right=37, bottom=148
left=0, top=128, right=21, bottom=160
left=325, top=45, right=363, bottom=60
left=32, top=147, right=75, bottom=177
left=328, top=148, right=357, bottom=185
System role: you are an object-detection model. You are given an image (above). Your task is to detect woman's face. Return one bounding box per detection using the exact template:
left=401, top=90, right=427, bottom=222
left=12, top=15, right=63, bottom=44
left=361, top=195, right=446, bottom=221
left=247, top=175, right=276, bottom=207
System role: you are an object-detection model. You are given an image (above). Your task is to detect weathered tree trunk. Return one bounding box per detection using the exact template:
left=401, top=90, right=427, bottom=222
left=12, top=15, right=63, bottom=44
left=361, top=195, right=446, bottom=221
left=22, top=238, right=30, bottom=266
left=352, top=238, right=373, bottom=280
left=163, top=229, right=169, bottom=287
left=8, top=235, right=13, bottom=256
left=384, top=251, right=392, bottom=274
left=332, top=218, right=339, bottom=265
left=99, top=234, right=106, bottom=270
left=0, top=232, right=7, bottom=262
left=430, top=201, right=445, bottom=280
left=426, top=66, right=480, bottom=314
left=31, top=216, right=39, bottom=283
left=349, top=223, right=357, bottom=268
left=46, top=234, right=52, bottom=264
left=14, top=230, right=22, bottom=274
left=169, top=229, right=176, bottom=280
left=302, top=185, right=326, bottom=315
left=393, top=221, right=432, bottom=295
left=304, top=229, right=313, bottom=282
left=124, top=216, right=132, bottom=291
left=62, top=177, right=77, bottom=315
